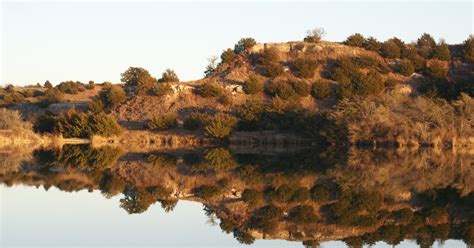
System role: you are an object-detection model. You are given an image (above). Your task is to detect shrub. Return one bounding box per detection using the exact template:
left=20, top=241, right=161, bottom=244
left=384, top=79, right=399, bottom=88
left=311, top=80, right=331, bottom=99
left=417, top=33, right=436, bottom=58
left=148, top=113, right=178, bottom=131
left=158, top=69, right=179, bottom=83
left=242, top=189, right=262, bottom=207
left=242, top=75, right=264, bottom=94
left=221, top=48, right=237, bottom=64
left=204, top=113, right=237, bottom=138
left=87, top=112, right=123, bottom=137
left=88, top=99, right=104, bottom=113
left=352, top=55, right=379, bottom=68
left=363, top=37, right=382, bottom=51
left=121, top=67, right=157, bottom=95
left=310, top=185, right=330, bottom=203
left=304, top=27, right=326, bottom=43
left=261, top=62, right=285, bottom=78
left=431, top=40, right=451, bottom=61
left=56, top=81, right=85, bottom=94
left=99, top=85, right=126, bottom=108
left=394, top=60, right=415, bottom=76
left=291, top=187, right=311, bottom=202
left=0, top=108, right=32, bottom=130
left=462, top=35, right=474, bottom=62
left=288, top=205, right=318, bottom=224
left=265, top=80, right=296, bottom=100
left=183, top=112, right=211, bottom=130
left=193, top=185, right=221, bottom=199
left=86, top=80, right=95, bottom=90
left=258, top=47, right=284, bottom=78
left=41, top=88, right=64, bottom=105
left=197, top=82, right=222, bottom=98
left=426, top=60, right=448, bottom=80
left=237, top=99, right=265, bottom=131
left=290, top=58, right=318, bottom=78
left=44, top=80, right=53, bottom=89
left=289, top=80, right=311, bottom=97
left=266, top=185, right=296, bottom=203
left=46, top=111, right=122, bottom=138
left=344, top=33, right=365, bottom=47
left=330, top=57, right=360, bottom=83
left=234, top=37, right=256, bottom=54
left=353, top=71, right=385, bottom=96
left=394, top=208, right=414, bottom=224
left=381, top=40, right=401, bottom=59
left=152, top=83, right=173, bottom=97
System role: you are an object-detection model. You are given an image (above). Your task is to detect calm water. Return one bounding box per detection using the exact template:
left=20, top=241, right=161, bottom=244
left=1, top=145, right=472, bottom=247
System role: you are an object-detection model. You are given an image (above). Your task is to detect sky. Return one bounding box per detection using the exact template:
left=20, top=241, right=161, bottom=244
left=1, top=1, right=473, bottom=86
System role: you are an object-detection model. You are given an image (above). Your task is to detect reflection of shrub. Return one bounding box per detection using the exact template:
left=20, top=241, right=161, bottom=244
left=243, top=75, right=264, bottom=94
left=242, top=189, right=262, bottom=207
left=311, top=80, right=331, bottom=99
left=148, top=113, right=178, bottom=131
left=204, top=148, right=236, bottom=171
left=147, top=153, right=178, bottom=167
left=193, top=185, right=221, bottom=199
left=310, top=185, right=330, bottom=203
left=249, top=204, right=283, bottom=234
left=424, top=207, right=448, bottom=224
left=204, top=113, right=237, bottom=138
left=394, top=208, right=414, bottom=224
left=197, top=82, right=223, bottom=98
left=288, top=205, right=318, bottom=224
left=290, top=58, right=318, bottom=78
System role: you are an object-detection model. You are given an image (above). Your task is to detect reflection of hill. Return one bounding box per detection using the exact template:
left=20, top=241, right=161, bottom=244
left=0, top=145, right=473, bottom=246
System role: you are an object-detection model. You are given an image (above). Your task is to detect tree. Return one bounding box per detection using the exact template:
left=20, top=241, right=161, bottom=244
left=204, top=56, right=218, bottom=77
left=417, top=33, right=436, bottom=58
left=381, top=40, right=401, bottom=59
left=462, top=35, right=474, bottom=62
left=234, top=37, right=256, bottom=54
left=431, top=40, right=451, bottom=61
left=304, top=27, right=326, bottom=43
left=220, top=49, right=237, bottom=64
left=44, top=80, right=53, bottom=89
left=394, top=59, right=415, bottom=76
left=363, top=36, right=382, bottom=51
left=120, top=67, right=156, bottom=95
left=98, top=85, right=126, bottom=108
left=426, top=60, right=448, bottom=80
left=344, top=33, right=365, bottom=47
left=158, top=69, right=179, bottom=83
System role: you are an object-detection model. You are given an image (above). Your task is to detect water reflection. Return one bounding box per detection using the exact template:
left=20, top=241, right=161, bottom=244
left=1, top=145, right=473, bottom=247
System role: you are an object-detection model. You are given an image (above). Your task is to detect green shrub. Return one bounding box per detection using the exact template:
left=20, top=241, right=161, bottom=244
left=204, top=113, right=237, bottom=138
left=394, top=60, right=415, bottom=76
left=291, top=187, right=311, bottom=202
left=88, top=99, right=105, bottom=113
left=41, top=88, right=64, bottom=106
left=183, top=112, right=211, bottom=130
left=330, top=57, right=360, bottom=83
left=242, top=75, right=264, bottom=94
left=87, top=112, right=123, bottom=137
left=431, top=41, right=451, bottom=61
left=56, top=81, right=85, bottom=94
left=99, top=85, right=126, bottom=108
left=152, top=83, right=173, bottom=97
left=426, top=60, right=448, bottom=80
left=462, top=35, right=474, bottom=62
left=265, top=81, right=297, bottom=100
left=266, top=184, right=296, bottom=203
left=258, top=47, right=284, bottom=78
left=310, top=185, right=330, bottom=203
left=381, top=40, right=401, bottom=59
left=363, top=37, right=382, bottom=51
left=193, top=185, right=221, bottom=199
left=44, top=80, right=53, bottom=89
left=352, top=55, right=379, bottom=68
left=121, top=67, right=157, bottom=95
left=289, top=205, right=318, bottom=224
left=197, top=82, right=223, bottom=98
left=86, top=80, right=95, bottom=90
left=344, top=33, right=365, bottom=47
left=148, top=113, right=178, bottom=131
left=353, top=71, right=385, bottom=96
left=158, top=69, right=179, bottom=83
left=221, top=48, right=237, bottom=64
left=417, top=33, right=436, bottom=59
left=290, top=58, right=318, bottom=78
left=311, top=80, right=331, bottom=99
left=234, top=37, right=256, bottom=54
left=249, top=204, right=283, bottom=234
left=242, top=189, right=262, bottom=207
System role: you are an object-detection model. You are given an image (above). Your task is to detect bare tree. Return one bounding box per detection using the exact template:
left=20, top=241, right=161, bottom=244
left=304, top=27, right=326, bottom=43
left=204, top=56, right=219, bottom=77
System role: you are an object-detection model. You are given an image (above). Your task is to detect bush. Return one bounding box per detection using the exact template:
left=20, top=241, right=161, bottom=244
left=44, top=80, right=53, bottom=89
left=311, top=80, right=331, bottom=99
left=148, top=113, right=178, bottom=131
left=394, top=60, right=415, bottom=76
left=426, top=60, right=448, bottom=80
left=304, top=27, right=325, bottom=43
left=204, top=113, right=237, bottom=138
left=258, top=47, right=284, bottom=78
left=158, top=69, right=179, bottom=83
left=86, top=81, right=95, bottom=90
left=121, top=67, right=157, bottom=95
left=344, top=33, right=365, bottom=47
left=152, top=83, right=173, bottom=97
left=265, top=80, right=296, bottom=100
left=381, top=40, right=401, bottom=59
left=266, top=184, right=296, bottom=203
left=330, top=57, right=360, bottom=83
left=417, top=33, right=436, bottom=59
left=353, top=71, right=385, bottom=96
left=291, top=187, right=311, bottom=202
left=249, top=204, right=283, bottom=234
left=221, top=48, right=237, bottom=64
left=98, top=85, right=126, bottom=108
left=394, top=208, right=414, bottom=224
left=290, top=58, right=318, bottom=78
left=56, top=81, right=85, bottom=94
left=183, top=112, right=212, bottom=130
left=87, top=112, right=123, bottom=137
left=193, top=185, right=221, bottom=199
left=289, top=80, right=311, bottom=97
left=234, top=37, right=256, bottom=54
left=242, top=189, right=262, bottom=207
left=242, top=75, right=264, bottom=94
left=310, top=185, right=330, bottom=203
left=237, top=99, right=266, bottom=131
left=352, top=55, right=379, bottom=68
left=41, top=88, right=64, bottom=105
left=88, top=99, right=104, bottom=113
left=197, top=82, right=223, bottom=98
left=288, top=205, right=318, bottom=224
left=431, top=41, right=451, bottom=61
left=0, top=108, right=32, bottom=130
left=363, top=37, right=382, bottom=51
left=462, top=35, right=474, bottom=62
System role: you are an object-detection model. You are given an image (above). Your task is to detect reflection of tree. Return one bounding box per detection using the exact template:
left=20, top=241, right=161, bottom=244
left=120, top=188, right=156, bottom=214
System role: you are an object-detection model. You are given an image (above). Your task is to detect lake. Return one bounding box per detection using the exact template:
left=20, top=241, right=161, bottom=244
left=1, top=145, right=472, bottom=247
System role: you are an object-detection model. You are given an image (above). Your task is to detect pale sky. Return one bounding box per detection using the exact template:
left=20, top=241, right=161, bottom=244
left=1, top=1, right=473, bottom=86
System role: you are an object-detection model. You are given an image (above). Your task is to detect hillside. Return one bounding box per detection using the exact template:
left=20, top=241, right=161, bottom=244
left=0, top=34, right=473, bottom=148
